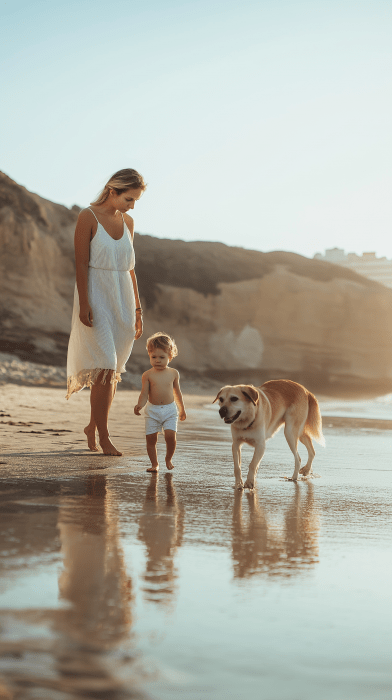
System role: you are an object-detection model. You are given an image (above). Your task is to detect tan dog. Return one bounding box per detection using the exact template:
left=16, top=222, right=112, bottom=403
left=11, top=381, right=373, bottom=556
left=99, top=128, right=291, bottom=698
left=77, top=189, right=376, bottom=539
left=213, top=379, right=324, bottom=489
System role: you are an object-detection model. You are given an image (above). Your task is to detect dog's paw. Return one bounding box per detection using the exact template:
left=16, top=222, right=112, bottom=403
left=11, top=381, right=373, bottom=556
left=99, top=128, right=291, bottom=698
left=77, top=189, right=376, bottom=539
left=244, top=479, right=254, bottom=490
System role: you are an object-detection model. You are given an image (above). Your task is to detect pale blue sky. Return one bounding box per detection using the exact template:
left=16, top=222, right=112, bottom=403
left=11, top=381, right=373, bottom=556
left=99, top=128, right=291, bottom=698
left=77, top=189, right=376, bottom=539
left=1, top=0, right=391, bottom=258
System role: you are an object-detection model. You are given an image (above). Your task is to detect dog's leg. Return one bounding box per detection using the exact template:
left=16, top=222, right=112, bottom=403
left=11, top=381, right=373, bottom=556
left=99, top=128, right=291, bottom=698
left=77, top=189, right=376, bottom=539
left=232, top=440, right=244, bottom=489
left=284, top=423, right=302, bottom=481
left=299, top=434, right=315, bottom=476
left=244, top=440, right=265, bottom=490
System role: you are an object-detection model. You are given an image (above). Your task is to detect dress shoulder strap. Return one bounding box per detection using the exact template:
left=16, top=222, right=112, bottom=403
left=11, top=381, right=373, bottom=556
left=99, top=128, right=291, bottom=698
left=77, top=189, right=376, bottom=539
left=121, top=212, right=133, bottom=241
left=87, top=207, right=99, bottom=223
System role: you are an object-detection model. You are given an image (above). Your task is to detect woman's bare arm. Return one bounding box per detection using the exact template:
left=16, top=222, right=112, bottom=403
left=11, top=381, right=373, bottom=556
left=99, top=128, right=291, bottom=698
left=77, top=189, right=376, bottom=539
left=74, top=210, right=95, bottom=327
left=130, top=269, right=141, bottom=309
left=125, top=213, right=143, bottom=340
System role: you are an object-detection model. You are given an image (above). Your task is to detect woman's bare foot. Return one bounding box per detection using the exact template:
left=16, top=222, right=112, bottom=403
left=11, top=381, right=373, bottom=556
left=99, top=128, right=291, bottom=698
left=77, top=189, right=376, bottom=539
left=166, top=460, right=175, bottom=470
left=146, top=465, right=159, bottom=472
left=84, top=426, right=100, bottom=452
left=99, top=436, right=122, bottom=456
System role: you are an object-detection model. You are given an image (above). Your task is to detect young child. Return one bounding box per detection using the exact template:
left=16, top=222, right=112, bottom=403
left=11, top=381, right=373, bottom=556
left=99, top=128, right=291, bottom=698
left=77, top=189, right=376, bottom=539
left=134, top=332, right=186, bottom=472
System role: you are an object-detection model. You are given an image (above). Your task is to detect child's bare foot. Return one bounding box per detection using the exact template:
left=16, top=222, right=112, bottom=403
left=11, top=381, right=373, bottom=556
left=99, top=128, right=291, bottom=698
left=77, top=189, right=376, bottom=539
left=84, top=426, right=99, bottom=452
left=166, top=460, right=175, bottom=470
left=99, top=436, right=122, bottom=456
left=146, top=465, right=159, bottom=472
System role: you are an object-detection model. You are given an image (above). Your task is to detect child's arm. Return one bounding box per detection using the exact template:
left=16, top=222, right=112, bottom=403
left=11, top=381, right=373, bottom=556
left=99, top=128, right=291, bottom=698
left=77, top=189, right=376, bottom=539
left=173, top=370, right=186, bottom=421
left=134, top=372, right=150, bottom=415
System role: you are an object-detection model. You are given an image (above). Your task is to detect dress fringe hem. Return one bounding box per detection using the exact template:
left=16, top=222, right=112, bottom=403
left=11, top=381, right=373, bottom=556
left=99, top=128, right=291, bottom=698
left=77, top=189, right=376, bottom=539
left=66, top=368, right=122, bottom=400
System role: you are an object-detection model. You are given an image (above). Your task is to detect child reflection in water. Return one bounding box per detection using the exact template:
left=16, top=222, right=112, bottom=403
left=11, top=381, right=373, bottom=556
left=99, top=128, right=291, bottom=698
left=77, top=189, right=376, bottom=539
left=137, top=473, right=184, bottom=605
left=231, top=482, right=320, bottom=578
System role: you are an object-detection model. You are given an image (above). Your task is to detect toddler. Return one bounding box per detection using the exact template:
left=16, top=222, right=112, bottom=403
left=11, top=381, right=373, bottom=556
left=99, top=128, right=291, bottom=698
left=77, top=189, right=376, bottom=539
left=134, top=332, right=186, bottom=472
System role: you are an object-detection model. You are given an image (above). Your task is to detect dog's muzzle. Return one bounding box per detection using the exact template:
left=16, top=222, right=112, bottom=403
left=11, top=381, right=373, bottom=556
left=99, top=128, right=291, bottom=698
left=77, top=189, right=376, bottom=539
left=219, top=406, right=241, bottom=424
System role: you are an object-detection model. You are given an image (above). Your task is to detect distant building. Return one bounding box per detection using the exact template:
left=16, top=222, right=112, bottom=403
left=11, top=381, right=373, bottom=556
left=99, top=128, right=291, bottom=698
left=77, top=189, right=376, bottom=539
left=314, top=248, right=392, bottom=288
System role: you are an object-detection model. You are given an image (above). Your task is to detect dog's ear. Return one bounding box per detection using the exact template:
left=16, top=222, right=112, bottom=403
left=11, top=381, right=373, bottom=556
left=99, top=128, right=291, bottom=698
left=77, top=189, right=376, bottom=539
left=241, top=385, right=259, bottom=406
left=212, top=389, right=224, bottom=404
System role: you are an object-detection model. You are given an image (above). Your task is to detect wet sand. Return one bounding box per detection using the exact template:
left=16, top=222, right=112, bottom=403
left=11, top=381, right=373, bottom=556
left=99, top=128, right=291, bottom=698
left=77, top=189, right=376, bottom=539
left=0, top=384, right=392, bottom=699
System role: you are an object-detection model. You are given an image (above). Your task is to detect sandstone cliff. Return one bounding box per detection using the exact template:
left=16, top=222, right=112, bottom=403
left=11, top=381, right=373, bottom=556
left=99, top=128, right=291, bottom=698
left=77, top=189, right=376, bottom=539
left=1, top=171, right=392, bottom=391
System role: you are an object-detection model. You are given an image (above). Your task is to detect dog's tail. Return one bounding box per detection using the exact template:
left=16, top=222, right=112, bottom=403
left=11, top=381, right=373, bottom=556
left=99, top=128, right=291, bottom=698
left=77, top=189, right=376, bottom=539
left=304, top=392, right=325, bottom=446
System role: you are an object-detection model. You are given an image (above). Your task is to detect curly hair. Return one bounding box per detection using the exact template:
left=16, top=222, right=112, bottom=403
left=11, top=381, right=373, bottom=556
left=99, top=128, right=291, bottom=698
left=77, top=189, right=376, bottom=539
left=146, top=332, right=178, bottom=360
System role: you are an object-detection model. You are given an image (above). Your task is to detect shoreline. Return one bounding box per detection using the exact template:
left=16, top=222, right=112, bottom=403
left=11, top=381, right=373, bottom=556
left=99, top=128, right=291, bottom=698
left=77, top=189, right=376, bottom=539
left=1, top=382, right=392, bottom=463
left=2, top=351, right=392, bottom=401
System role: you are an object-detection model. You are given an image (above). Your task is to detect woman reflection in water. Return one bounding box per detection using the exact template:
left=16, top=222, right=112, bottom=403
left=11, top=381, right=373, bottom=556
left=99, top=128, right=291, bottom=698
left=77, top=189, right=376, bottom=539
left=66, top=169, right=146, bottom=455
left=57, top=474, right=132, bottom=649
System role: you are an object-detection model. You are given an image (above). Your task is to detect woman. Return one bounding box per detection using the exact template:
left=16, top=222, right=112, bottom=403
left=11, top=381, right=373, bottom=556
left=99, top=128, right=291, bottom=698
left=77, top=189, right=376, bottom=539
left=66, top=168, right=146, bottom=455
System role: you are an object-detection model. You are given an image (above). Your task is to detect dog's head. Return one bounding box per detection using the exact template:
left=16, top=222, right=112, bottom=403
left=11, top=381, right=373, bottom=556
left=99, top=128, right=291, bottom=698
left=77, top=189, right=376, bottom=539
left=212, top=385, right=259, bottom=425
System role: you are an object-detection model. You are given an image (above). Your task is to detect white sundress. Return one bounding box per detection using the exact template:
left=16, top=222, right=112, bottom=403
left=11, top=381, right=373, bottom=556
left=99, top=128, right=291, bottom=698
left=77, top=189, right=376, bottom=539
left=66, top=209, right=136, bottom=399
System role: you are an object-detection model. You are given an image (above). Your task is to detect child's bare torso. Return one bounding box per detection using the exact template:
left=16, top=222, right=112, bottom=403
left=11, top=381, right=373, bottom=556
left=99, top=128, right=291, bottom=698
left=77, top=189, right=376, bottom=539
left=146, top=367, right=177, bottom=405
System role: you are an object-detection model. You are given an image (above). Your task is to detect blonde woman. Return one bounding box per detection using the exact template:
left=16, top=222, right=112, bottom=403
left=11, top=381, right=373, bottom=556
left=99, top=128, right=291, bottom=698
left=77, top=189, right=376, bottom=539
left=66, top=168, right=146, bottom=455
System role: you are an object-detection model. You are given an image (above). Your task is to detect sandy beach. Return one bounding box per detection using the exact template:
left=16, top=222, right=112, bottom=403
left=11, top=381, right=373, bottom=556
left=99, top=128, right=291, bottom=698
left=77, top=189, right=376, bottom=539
left=1, top=382, right=392, bottom=699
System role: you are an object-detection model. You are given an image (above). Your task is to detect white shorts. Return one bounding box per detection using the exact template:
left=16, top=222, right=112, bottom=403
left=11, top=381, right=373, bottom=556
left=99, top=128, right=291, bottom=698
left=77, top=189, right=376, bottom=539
left=144, top=401, right=178, bottom=435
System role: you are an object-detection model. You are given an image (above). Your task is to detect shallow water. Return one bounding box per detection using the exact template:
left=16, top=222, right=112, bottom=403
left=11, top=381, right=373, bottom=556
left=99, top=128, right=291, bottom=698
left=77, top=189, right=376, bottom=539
left=1, top=398, right=392, bottom=699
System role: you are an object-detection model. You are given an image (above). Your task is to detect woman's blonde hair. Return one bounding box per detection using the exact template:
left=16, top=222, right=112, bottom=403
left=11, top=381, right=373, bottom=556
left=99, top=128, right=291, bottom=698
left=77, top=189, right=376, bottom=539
left=91, top=168, right=147, bottom=206
left=146, top=332, right=178, bottom=360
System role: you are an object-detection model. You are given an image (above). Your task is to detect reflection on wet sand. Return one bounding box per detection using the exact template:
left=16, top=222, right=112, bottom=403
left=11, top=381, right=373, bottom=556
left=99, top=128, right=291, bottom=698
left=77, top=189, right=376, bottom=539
left=53, top=474, right=138, bottom=697
left=232, top=484, right=319, bottom=578
left=0, top=475, right=143, bottom=700
left=137, top=473, right=184, bottom=606
left=57, top=474, right=132, bottom=648
left=2, top=384, right=392, bottom=700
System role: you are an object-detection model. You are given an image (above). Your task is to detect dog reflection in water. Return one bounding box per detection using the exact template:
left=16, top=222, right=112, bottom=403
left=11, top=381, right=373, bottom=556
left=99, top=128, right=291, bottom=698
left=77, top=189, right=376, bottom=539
left=137, top=473, right=184, bottom=606
left=232, top=484, right=320, bottom=578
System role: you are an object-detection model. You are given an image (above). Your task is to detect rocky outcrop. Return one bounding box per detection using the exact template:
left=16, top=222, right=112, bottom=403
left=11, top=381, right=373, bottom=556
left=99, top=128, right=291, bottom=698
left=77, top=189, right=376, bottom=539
left=0, top=172, right=77, bottom=364
left=137, top=273, right=392, bottom=391
left=1, top=171, right=392, bottom=392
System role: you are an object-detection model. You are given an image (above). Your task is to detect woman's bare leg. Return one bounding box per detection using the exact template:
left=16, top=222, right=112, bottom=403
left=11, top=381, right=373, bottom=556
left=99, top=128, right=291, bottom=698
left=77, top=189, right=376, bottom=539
left=90, top=371, right=122, bottom=456
left=84, top=392, right=99, bottom=451
left=84, top=379, right=118, bottom=451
